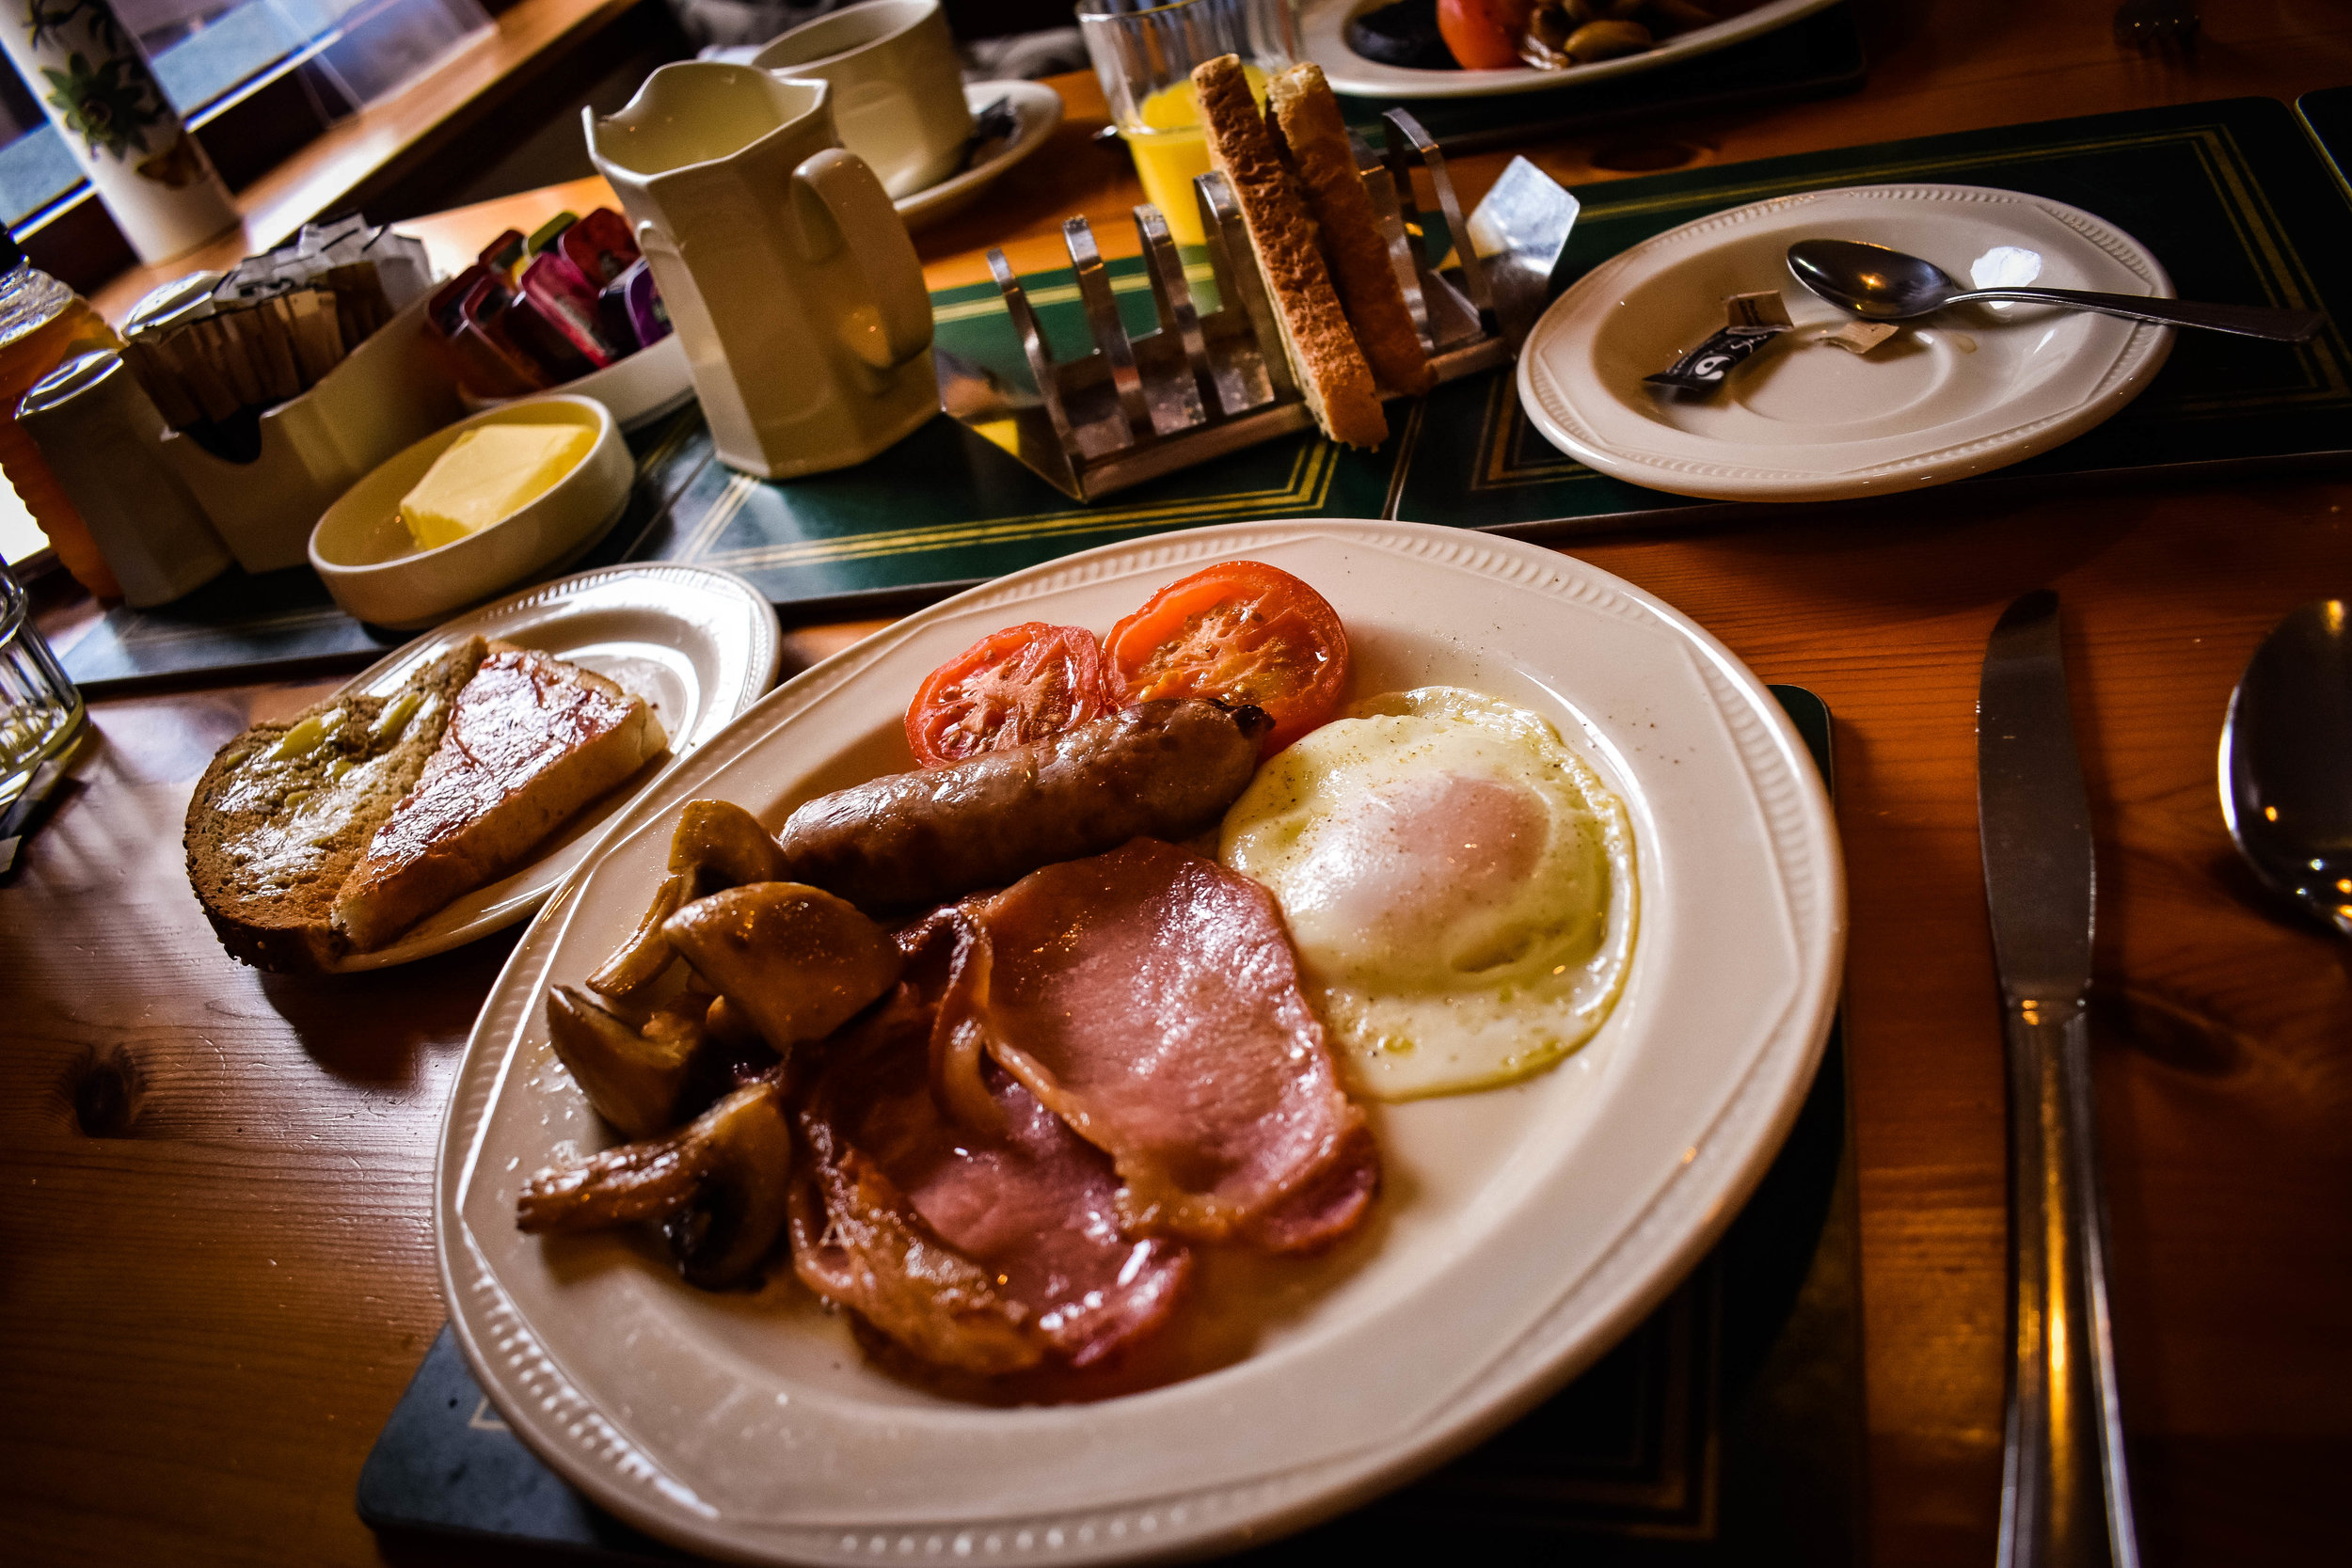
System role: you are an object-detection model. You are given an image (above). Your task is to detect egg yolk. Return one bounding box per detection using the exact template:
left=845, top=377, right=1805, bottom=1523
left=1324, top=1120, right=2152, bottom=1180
left=1281, top=773, right=1549, bottom=974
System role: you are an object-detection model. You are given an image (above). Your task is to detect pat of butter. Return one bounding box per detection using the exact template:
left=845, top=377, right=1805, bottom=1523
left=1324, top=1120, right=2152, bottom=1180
left=399, top=423, right=596, bottom=551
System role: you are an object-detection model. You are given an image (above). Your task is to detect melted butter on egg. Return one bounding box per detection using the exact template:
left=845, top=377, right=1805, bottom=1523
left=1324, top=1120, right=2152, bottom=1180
left=1219, top=687, right=1637, bottom=1101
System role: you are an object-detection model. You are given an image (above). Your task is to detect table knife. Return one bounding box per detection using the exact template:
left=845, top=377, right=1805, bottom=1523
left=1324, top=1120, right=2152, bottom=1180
left=1978, top=590, right=2140, bottom=1568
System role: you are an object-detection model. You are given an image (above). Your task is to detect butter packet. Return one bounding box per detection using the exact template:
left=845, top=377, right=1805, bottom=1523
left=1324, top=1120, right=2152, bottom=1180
left=1645, top=291, right=1794, bottom=392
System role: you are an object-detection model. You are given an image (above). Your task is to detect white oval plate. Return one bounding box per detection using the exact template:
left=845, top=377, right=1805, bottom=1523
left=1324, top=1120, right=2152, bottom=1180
left=897, top=81, right=1063, bottom=233
left=1303, top=0, right=1838, bottom=100
left=1518, top=183, right=2176, bottom=501
left=438, top=520, right=1843, bottom=1561
left=321, top=563, right=781, bottom=972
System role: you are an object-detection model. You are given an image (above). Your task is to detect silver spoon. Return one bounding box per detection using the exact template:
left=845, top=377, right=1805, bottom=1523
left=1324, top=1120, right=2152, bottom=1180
left=2221, top=599, right=2352, bottom=936
left=1786, top=239, right=2326, bottom=341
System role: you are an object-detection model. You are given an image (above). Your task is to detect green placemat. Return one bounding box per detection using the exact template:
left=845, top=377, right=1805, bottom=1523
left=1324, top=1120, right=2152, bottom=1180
left=1396, top=92, right=2352, bottom=533
left=64, top=95, right=2352, bottom=681
left=2296, top=87, right=2352, bottom=202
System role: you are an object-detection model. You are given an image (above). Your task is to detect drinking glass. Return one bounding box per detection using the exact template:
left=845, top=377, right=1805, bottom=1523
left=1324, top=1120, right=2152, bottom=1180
left=1076, top=0, right=1297, bottom=245
left=0, top=569, right=84, bottom=810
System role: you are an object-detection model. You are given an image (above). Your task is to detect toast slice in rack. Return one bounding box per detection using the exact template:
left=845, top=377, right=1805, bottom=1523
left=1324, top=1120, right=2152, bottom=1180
left=1267, top=63, right=1434, bottom=397
left=1193, top=54, right=1388, bottom=449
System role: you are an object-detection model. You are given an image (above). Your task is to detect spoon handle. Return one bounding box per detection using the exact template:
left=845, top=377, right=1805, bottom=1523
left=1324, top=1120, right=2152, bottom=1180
left=1948, top=287, right=2326, bottom=341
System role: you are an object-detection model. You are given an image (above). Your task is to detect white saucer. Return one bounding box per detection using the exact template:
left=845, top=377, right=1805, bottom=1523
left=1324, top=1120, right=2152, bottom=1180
left=896, top=80, right=1062, bottom=233
left=321, top=563, right=781, bottom=971
left=1517, top=183, right=2177, bottom=502
left=460, top=333, right=695, bottom=434
left=1303, top=0, right=1838, bottom=100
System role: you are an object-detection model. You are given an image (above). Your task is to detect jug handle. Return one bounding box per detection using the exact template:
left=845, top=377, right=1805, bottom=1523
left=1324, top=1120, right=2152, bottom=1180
left=790, top=148, right=934, bottom=372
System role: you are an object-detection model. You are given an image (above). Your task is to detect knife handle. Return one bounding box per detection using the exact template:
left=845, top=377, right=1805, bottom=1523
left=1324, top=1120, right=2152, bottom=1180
left=1997, top=1000, right=2141, bottom=1568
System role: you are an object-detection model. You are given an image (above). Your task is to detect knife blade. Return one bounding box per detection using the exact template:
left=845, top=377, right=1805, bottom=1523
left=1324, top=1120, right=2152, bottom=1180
left=1978, top=589, right=2139, bottom=1568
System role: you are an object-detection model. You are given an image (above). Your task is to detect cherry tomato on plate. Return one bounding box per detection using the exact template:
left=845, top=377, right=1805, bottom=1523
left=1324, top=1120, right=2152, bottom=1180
left=1104, top=561, right=1350, bottom=755
left=1437, top=0, right=1534, bottom=70
left=905, top=622, right=1121, bottom=768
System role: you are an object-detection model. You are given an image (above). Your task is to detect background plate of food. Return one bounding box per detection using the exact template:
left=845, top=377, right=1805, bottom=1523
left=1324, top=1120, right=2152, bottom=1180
left=436, top=518, right=1842, bottom=1563
left=1303, top=0, right=1842, bottom=100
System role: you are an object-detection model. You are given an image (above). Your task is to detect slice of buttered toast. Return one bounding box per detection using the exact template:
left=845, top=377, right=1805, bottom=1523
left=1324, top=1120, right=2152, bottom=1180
left=1193, top=54, right=1388, bottom=450
left=331, top=642, right=667, bottom=952
left=1267, top=63, right=1434, bottom=397
left=185, top=637, right=488, bottom=972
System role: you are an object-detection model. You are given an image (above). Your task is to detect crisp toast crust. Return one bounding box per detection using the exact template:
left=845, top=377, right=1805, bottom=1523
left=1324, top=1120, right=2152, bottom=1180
left=331, top=641, right=668, bottom=952
left=183, top=637, right=488, bottom=972
left=1193, top=55, right=1388, bottom=450
left=1268, top=63, right=1434, bottom=397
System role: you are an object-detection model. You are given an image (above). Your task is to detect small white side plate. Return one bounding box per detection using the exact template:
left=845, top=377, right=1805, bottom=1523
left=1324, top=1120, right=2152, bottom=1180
left=461, top=333, right=697, bottom=434
left=1517, top=183, right=2176, bottom=501
left=438, top=518, right=1843, bottom=1564
left=896, top=81, right=1063, bottom=232
left=322, top=563, right=781, bottom=971
left=1302, top=0, right=1839, bottom=100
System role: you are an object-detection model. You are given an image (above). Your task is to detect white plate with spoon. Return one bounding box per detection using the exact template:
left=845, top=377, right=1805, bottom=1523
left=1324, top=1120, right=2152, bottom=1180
left=1517, top=182, right=2179, bottom=501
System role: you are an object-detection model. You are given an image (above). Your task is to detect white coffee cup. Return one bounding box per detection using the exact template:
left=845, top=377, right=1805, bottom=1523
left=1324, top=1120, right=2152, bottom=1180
left=752, top=0, right=973, bottom=200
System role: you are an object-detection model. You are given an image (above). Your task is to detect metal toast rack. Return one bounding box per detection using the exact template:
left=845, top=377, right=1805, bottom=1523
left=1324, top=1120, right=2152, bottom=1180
left=933, top=109, right=1580, bottom=501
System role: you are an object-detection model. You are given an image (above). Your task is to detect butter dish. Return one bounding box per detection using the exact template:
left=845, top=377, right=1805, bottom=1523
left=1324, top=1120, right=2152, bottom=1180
left=309, top=396, right=629, bottom=629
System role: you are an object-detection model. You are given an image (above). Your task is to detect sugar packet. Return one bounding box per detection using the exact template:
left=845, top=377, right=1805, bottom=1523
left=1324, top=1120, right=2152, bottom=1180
left=1645, top=291, right=1794, bottom=392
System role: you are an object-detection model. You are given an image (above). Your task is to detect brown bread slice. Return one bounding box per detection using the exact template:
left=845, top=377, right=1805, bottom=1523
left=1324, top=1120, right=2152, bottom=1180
left=1192, top=55, right=1388, bottom=449
left=331, top=642, right=668, bottom=952
left=184, top=637, right=488, bottom=972
left=1267, top=63, right=1434, bottom=397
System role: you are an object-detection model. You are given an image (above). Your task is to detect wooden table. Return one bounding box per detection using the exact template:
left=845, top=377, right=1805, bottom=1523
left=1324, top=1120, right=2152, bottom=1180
left=7, top=6, right=2350, bottom=1563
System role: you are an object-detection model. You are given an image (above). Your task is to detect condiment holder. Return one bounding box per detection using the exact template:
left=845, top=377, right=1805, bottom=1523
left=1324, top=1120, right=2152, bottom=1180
left=934, top=109, right=1578, bottom=500
left=158, top=292, right=463, bottom=574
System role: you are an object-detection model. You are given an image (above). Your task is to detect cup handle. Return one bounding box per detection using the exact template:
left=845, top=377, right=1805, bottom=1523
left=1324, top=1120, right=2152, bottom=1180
left=790, top=147, right=934, bottom=372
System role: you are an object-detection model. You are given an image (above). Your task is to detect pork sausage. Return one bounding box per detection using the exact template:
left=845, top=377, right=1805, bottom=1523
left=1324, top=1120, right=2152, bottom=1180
left=777, top=699, right=1270, bottom=911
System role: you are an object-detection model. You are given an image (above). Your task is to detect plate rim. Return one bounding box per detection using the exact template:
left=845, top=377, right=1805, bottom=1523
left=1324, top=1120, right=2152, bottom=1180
left=1516, top=182, right=2178, bottom=500
left=1301, top=0, right=1841, bottom=100
left=436, top=518, right=1845, bottom=1563
left=319, top=562, right=783, bottom=970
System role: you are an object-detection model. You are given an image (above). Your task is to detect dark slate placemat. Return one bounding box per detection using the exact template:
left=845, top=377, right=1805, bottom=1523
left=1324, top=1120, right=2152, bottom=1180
left=359, top=687, right=1860, bottom=1567
left=1333, top=3, right=1868, bottom=151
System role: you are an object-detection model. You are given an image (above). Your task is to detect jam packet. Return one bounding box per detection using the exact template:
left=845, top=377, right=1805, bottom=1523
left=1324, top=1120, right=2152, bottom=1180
left=1645, top=291, right=1794, bottom=392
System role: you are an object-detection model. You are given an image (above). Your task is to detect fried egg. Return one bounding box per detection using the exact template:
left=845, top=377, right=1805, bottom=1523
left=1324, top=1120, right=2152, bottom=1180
left=1218, top=687, right=1636, bottom=1100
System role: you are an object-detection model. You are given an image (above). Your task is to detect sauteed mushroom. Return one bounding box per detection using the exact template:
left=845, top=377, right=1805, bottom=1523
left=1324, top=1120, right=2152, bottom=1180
left=1564, top=19, right=1652, bottom=59
left=661, top=883, right=904, bottom=1055
left=585, top=869, right=691, bottom=1000
left=545, top=984, right=702, bottom=1140
left=671, top=799, right=793, bottom=887
left=517, top=1080, right=793, bottom=1289
left=1518, top=0, right=1701, bottom=69
left=588, top=800, right=795, bottom=1003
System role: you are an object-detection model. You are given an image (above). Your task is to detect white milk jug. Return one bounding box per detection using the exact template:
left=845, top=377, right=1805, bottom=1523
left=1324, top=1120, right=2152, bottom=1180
left=586, top=65, right=937, bottom=480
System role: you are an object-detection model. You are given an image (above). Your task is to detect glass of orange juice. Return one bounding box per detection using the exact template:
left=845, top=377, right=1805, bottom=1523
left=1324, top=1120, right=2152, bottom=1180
left=1076, top=0, right=1297, bottom=245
